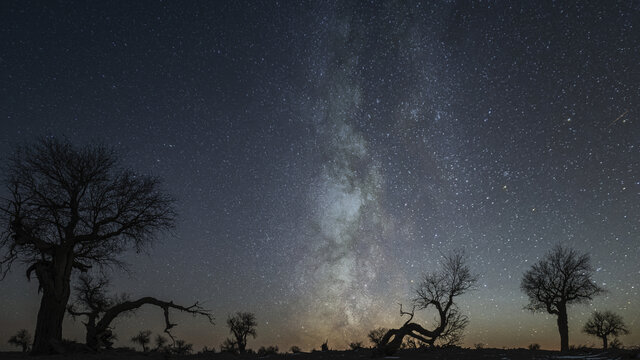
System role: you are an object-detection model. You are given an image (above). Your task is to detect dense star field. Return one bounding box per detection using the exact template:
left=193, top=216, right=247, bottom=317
left=0, top=0, right=638, bottom=352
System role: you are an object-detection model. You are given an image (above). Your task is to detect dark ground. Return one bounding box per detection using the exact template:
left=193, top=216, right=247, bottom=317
left=1, top=348, right=639, bottom=360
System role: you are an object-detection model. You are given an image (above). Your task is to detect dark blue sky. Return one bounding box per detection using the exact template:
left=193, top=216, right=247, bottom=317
left=1, top=0, right=638, bottom=351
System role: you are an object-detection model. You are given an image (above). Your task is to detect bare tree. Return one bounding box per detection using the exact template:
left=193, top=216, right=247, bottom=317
left=154, top=334, right=168, bottom=351
left=226, top=312, right=257, bottom=353
left=131, top=330, right=152, bottom=352
left=8, top=329, right=32, bottom=352
left=67, top=274, right=214, bottom=351
left=521, top=245, right=604, bottom=352
left=0, top=138, right=175, bottom=354
left=376, top=251, right=477, bottom=355
left=583, top=310, right=629, bottom=349
left=220, top=338, right=239, bottom=354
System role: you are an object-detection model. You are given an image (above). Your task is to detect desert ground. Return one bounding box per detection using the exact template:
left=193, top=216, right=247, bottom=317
left=1, top=348, right=639, bottom=360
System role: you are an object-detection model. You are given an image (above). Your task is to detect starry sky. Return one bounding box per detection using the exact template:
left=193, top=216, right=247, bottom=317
left=1, top=0, right=639, bottom=352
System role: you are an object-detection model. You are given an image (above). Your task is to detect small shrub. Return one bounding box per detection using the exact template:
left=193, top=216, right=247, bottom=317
left=131, top=330, right=152, bottom=352
left=200, top=346, right=216, bottom=354
left=257, top=345, right=279, bottom=356
left=349, top=341, right=364, bottom=350
left=321, top=340, right=329, bottom=351
left=290, top=345, right=301, bottom=353
left=8, top=329, right=32, bottom=353
left=610, top=338, right=623, bottom=349
left=474, top=343, right=485, bottom=350
left=528, top=343, right=541, bottom=351
left=170, top=339, right=193, bottom=355
left=221, top=338, right=239, bottom=354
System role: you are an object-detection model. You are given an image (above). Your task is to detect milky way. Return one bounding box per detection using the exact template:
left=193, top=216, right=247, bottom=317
left=0, top=0, right=638, bottom=352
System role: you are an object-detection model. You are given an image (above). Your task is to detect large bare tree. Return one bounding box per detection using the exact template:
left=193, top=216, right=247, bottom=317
left=583, top=310, right=629, bottom=349
left=0, top=138, right=175, bottom=354
left=376, top=251, right=477, bottom=356
left=67, top=274, right=214, bottom=351
left=521, top=245, right=604, bottom=352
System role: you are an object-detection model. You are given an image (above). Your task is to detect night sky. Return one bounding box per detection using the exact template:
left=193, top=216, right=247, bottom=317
left=1, top=0, right=639, bottom=352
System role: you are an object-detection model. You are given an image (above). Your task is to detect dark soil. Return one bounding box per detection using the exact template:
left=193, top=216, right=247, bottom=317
left=1, top=348, right=638, bottom=360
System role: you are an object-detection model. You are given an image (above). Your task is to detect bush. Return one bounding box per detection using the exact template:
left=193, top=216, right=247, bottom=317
left=8, top=329, right=32, bottom=353
left=200, top=346, right=216, bottom=354
left=349, top=341, right=364, bottom=350
left=290, top=345, right=301, bottom=353
left=170, top=339, right=193, bottom=355
left=220, top=338, right=238, bottom=354
left=528, top=343, right=541, bottom=351
left=610, top=338, right=623, bottom=349
left=257, top=345, right=279, bottom=356
left=321, top=340, right=329, bottom=351
left=474, top=343, right=485, bottom=350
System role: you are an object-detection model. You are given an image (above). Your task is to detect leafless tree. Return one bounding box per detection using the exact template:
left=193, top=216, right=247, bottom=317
left=226, top=312, right=257, bottom=353
left=0, top=138, right=175, bottom=354
left=131, top=330, right=152, bottom=352
left=376, top=251, right=477, bottom=355
left=220, top=337, right=239, bottom=354
left=583, top=310, right=629, bottom=349
left=67, top=274, right=214, bottom=351
left=154, top=334, right=168, bottom=351
left=521, top=245, right=604, bottom=352
left=8, top=329, right=32, bottom=352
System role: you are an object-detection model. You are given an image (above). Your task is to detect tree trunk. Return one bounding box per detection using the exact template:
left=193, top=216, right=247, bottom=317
left=602, top=336, right=608, bottom=350
left=31, top=251, right=73, bottom=355
left=377, top=322, right=438, bottom=356
left=557, top=305, right=569, bottom=352
left=85, top=323, right=98, bottom=351
left=32, top=285, right=71, bottom=354
left=238, top=337, right=246, bottom=353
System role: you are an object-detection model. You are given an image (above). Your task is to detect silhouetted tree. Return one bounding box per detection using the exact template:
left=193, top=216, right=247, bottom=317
left=67, top=274, right=213, bottom=351
left=367, top=327, right=387, bottom=347
left=0, top=138, right=175, bottom=354
left=521, top=245, right=604, bottom=352
left=376, top=251, right=477, bottom=355
left=131, top=330, right=152, bottom=352
left=154, top=334, right=168, bottom=351
left=170, top=339, right=193, bottom=355
left=226, top=312, right=257, bottom=353
left=583, top=310, right=629, bottom=349
left=8, top=329, right=32, bottom=352
left=220, top=338, right=238, bottom=354
left=320, top=340, right=329, bottom=351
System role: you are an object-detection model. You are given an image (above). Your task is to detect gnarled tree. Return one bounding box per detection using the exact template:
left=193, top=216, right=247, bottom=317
left=521, top=245, right=604, bottom=352
left=0, top=138, right=175, bottom=354
left=583, top=310, right=629, bottom=349
left=376, top=251, right=477, bottom=356
left=67, top=274, right=214, bottom=351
